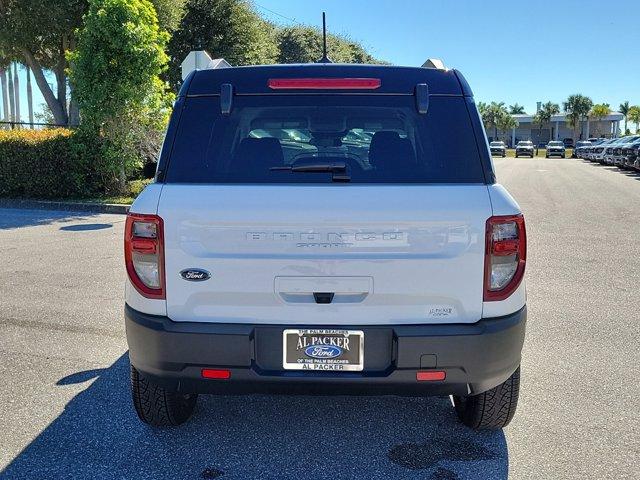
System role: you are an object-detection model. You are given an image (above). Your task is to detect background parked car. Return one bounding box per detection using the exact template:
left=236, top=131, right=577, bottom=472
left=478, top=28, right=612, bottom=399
left=546, top=140, right=566, bottom=158
left=621, top=139, right=640, bottom=169
left=489, top=141, right=506, bottom=157
left=573, top=140, right=592, bottom=158
left=615, top=136, right=640, bottom=168
left=515, top=140, right=535, bottom=158
left=562, top=138, right=575, bottom=148
left=604, top=136, right=640, bottom=165
left=592, top=138, right=617, bottom=163
left=629, top=142, right=640, bottom=170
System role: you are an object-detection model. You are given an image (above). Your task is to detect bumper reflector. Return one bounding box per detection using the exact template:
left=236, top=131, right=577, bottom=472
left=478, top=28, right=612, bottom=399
left=416, top=370, right=446, bottom=381
left=201, top=369, right=231, bottom=380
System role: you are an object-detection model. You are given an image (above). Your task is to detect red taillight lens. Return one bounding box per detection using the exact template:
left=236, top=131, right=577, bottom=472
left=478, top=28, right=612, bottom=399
left=124, top=213, right=165, bottom=299
left=484, top=215, right=526, bottom=301
left=267, top=78, right=381, bottom=90
left=201, top=369, right=231, bottom=380
left=416, top=371, right=446, bottom=381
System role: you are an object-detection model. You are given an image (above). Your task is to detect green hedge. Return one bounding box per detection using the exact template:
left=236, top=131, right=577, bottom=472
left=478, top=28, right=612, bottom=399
left=0, top=128, right=104, bottom=199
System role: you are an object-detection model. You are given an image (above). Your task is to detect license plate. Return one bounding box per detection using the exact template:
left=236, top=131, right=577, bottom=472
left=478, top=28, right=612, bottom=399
left=282, top=329, right=364, bottom=371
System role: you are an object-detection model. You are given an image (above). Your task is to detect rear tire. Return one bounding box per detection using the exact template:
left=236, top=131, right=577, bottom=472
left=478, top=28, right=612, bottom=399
left=452, top=367, right=520, bottom=430
left=130, top=364, right=197, bottom=426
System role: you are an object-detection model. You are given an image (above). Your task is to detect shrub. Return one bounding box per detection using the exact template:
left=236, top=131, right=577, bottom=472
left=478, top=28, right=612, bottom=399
left=0, top=128, right=101, bottom=199
left=68, top=0, right=173, bottom=194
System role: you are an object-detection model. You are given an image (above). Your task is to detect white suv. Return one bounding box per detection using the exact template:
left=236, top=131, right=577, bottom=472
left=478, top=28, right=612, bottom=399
left=124, top=64, right=527, bottom=430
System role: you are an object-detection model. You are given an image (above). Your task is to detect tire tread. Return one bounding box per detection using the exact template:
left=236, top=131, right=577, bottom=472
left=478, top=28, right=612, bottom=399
left=130, top=365, right=197, bottom=427
left=453, top=367, right=520, bottom=430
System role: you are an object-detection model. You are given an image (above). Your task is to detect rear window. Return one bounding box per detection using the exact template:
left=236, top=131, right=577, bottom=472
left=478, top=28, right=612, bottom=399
left=164, top=95, right=485, bottom=184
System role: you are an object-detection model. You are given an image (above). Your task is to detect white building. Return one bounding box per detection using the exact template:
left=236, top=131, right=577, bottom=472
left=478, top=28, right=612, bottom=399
left=489, top=112, right=624, bottom=146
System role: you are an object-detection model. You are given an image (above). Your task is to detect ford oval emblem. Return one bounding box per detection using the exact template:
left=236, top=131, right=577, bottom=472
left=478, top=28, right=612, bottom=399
left=304, top=345, right=343, bottom=359
left=179, top=268, right=211, bottom=281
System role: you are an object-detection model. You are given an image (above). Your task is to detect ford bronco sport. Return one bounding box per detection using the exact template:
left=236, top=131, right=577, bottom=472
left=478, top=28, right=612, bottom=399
left=124, top=63, right=527, bottom=430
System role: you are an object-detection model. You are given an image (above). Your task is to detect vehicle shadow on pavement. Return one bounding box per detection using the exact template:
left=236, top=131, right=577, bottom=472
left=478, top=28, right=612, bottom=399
left=0, top=354, right=509, bottom=480
left=0, top=208, right=103, bottom=230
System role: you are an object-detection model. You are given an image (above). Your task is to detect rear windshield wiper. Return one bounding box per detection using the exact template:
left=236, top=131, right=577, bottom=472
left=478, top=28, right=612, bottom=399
left=270, top=162, right=350, bottom=182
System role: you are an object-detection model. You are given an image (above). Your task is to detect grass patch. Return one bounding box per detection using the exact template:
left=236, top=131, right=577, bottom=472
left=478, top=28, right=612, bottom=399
left=43, top=179, right=153, bottom=205
left=80, top=179, right=152, bottom=204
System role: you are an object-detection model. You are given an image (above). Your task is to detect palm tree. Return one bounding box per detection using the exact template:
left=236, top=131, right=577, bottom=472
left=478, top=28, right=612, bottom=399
left=619, top=101, right=630, bottom=134
left=476, top=101, right=488, bottom=122
left=25, top=66, right=34, bottom=128
left=482, top=101, right=508, bottom=140
left=497, top=113, right=519, bottom=144
left=589, top=104, right=610, bottom=137
left=532, top=101, right=560, bottom=154
left=0, top=67, right=8, bottom=123
left=628, top=106, right=640, bottom=134
left=0, top=50, right=9, bottom=124
left=509, top=103, right=525, bottom=114
left=7, top=61, right=15, bottom=123
left=12, top=62, right=20, bottom=124
left=564, top=94, right=593, bottom=140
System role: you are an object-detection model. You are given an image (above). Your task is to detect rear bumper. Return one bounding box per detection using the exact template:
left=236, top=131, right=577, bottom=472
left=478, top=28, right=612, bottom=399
left=125, top=304, right=526, bottom=397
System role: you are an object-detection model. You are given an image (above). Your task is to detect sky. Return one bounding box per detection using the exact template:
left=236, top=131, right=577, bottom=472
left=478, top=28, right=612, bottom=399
left=7, top=0, right=640, bottom=121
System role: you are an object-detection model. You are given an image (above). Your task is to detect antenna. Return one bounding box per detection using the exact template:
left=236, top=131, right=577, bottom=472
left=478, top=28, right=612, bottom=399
left=317, top=12, right=332, bottom=63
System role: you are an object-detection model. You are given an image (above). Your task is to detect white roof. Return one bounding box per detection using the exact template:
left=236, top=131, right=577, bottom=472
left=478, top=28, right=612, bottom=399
left=181, top=51, right=231, bottom=80
left=512, top=112, right=624, bottom=122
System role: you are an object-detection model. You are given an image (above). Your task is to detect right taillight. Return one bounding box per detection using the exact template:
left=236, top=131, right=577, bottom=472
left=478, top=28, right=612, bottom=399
left=124, top=213, right=165, bottom=299
left=484, top=215, right=526, bottom=301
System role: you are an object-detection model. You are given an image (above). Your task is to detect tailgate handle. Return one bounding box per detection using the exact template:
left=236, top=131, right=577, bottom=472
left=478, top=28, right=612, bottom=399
left=313, top=292, right=335, bottom=304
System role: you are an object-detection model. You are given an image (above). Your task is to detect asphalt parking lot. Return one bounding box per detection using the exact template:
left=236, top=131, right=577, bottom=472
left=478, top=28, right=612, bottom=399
left=0, top=157, right=638, bottom=480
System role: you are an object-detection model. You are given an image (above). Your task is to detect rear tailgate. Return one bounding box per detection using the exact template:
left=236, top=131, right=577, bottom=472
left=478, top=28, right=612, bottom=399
left=159, top=184, right=491, bottom=325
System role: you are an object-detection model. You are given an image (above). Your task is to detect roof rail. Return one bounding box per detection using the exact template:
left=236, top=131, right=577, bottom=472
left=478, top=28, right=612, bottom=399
left=421, top=58, right=446, bottom=70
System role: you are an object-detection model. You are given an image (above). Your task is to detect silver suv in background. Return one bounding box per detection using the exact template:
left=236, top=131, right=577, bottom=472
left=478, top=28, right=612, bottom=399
left=573, top=140, right=592, bottom=158
left=545, top=141, right=566, bottom=158
left=515, top=141, right=534, bottom=158
left=490, top=141, right=506, bottom=157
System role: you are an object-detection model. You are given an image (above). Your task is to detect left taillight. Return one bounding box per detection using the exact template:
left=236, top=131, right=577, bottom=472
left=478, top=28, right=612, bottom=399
left=124, top=213, right=165, bottom=299
left=484, top=214, right=526, bottom=301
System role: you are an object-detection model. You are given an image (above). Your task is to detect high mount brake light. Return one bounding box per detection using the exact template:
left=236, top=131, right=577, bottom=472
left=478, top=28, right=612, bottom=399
left=484, top=215, right=526, bottom=301
left=267, top=78, right=381, bottom=90
left=124, top=213, right=165, bottom=299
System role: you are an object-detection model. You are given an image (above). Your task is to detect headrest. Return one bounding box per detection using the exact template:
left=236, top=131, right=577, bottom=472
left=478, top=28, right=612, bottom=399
left=231, top=137, right=284, bottom=176
left=368, top=131, right=415, bottom=174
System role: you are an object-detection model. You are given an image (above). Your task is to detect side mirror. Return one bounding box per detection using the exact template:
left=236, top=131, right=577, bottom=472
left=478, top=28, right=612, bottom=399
left=143, top=162, right=157, bottom=179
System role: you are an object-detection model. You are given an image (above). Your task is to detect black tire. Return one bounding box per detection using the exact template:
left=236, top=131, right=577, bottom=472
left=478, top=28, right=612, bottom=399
left=452, top=367, right=520, bottom=430
left=130, top=364, right=197, bottom=426
left=515, top=154, right=518, bottom=158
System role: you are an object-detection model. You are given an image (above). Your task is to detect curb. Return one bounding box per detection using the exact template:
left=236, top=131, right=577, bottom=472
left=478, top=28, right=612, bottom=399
left=0, top=198, right=130, bottom=214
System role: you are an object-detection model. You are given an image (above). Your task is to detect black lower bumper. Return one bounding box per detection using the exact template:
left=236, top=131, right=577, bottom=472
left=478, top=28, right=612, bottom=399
left=125, top=304, right=526, bottom=396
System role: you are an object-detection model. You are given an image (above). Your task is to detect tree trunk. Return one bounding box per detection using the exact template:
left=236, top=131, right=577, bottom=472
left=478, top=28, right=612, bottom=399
left=0, top=68, right=9, bottom=122
left=68, top=98, right=80, bottom=126
left=26, top=66, right=34, bottom=128
left=7, top=63, right=15, bottom=124
left=117, top=154, right=127, bottom=193
left=13, top=63, right=21, bottom=124
left=21, top=48, right=68, bottom=126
